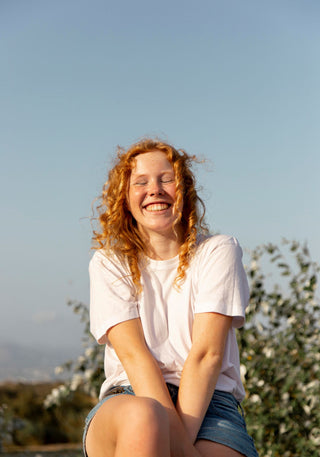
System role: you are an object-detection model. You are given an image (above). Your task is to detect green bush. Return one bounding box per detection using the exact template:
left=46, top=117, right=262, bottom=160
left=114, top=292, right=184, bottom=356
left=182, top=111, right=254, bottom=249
left=239, top=240, right=320, bottom=457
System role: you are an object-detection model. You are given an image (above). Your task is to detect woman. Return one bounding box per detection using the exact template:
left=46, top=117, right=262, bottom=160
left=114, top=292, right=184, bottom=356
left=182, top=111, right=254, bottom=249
left=84, top=138, right=259, bottom=457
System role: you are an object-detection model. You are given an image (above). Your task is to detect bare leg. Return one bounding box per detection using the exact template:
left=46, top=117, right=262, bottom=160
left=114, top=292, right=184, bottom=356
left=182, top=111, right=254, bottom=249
left=85, top=395, right=170, bottom=457
left=195, top=439, right=246, bottom=457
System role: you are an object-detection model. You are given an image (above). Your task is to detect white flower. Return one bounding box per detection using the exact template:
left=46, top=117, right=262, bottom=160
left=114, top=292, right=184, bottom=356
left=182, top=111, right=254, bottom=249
left=85, top=347, right=95, bottom=357
left=280, top=423, right=288, bottom=434
left=250, top=394, right=261, bottom=404
left=261, top=301, right=270, bottom=314
left=303, top=404, right=311, bottom=415
left=306, top=395, right=318, bottom=409
left=309, top=428, right=320, bottom=445
left=70, top=373, right=83, bottom=391
left=262, top=347, right=274, bottom=358
left=52, top=388, right=60, bottom=399
left=256, top=322, right=264, bottom=333
left=281, top=392, right=289, bottom=402
left=287, top=315, right=297, bottom=325
left=306, top=380, right=319, bottom=390
left=47, top=384, right=69, bottom=407
left=59, top=385, right=68, bottom=395
left=84, top=369, right=94, bottom=380
left=311, top=436, right=320, bottom=446
left=250, top=260, right=258, bottom=271
left=54, top=365, right=64, bottom=375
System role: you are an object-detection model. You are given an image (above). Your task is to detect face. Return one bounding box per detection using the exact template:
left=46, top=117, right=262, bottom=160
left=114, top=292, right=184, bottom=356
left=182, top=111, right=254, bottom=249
left=127, top=151, right=180, bottom=238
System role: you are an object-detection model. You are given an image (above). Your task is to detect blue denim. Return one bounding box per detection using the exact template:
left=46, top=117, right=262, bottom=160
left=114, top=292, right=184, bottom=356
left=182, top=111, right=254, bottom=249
left=196, top=389, right=259, bottom=457
left=83, top=384, right=259, bottom=457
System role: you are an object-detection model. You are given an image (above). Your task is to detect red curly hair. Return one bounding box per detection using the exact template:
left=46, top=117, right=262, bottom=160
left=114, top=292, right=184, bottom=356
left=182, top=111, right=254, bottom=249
left=92, top=138, right=208, bottom=293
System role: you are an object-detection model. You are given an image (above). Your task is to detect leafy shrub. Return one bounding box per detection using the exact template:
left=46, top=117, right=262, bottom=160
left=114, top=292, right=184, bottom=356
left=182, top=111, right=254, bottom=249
left=239, top=239, right=320, bottom=457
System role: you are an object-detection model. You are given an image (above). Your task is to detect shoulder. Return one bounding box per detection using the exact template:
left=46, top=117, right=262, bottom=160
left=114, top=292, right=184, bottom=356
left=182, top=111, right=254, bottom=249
left=89, top=249, right=131, bottom=277
left=191, top=234, right=249, bottom=327
left=190, top=234, right=245, bottom=275
left=195, top=234, right=242, bottom=257
left=89, top=249, right=109, bottom=271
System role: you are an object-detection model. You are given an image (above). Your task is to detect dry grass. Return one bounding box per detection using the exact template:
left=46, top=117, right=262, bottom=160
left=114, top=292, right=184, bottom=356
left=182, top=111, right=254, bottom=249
left=2, top=443, right=82, bottom=457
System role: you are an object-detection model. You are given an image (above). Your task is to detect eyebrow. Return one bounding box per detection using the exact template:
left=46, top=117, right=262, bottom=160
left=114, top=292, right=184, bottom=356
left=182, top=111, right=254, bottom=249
left=131, top=170, right=174, bottom=178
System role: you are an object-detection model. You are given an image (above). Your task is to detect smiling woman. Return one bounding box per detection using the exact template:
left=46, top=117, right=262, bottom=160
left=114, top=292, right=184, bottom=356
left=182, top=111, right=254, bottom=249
left=93, top=138, right=207, bottom=292
left=86, top=138, right=259, bottom=457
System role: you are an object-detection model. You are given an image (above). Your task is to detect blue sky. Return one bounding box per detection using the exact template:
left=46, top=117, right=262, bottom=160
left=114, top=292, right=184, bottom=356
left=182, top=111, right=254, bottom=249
left=1, top=0, right=319, bottom=356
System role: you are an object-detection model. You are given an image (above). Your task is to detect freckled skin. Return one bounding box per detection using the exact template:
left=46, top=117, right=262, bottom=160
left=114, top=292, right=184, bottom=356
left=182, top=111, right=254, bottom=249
left=128, top=151, right=179, bottom=238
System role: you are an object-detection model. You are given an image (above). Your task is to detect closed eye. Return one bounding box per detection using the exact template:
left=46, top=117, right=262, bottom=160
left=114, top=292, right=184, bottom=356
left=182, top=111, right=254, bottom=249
left=133, top=181, right=147, bottom=186
left=161, top=178, right=174, bottom=183
left=160, top=173, right=175, bottom=183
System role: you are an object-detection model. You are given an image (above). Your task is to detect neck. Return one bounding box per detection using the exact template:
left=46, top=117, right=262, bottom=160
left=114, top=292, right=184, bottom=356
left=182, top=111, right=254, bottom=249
left=141, top=230, right=183, bottom=260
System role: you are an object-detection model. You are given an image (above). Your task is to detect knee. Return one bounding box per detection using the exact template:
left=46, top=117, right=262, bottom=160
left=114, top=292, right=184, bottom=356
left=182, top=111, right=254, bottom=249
left=125, top=397, right=169, bottom=437
left=86, top=397, right=170, bottom=456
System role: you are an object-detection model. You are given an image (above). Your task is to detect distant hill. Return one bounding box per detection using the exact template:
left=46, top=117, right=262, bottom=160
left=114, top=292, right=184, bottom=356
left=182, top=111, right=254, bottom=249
left=0, top=341, right=81, bottom=382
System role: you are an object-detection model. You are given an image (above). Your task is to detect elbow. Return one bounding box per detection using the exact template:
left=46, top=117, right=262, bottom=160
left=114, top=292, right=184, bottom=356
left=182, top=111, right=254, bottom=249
left=191, top=349, right=224, bottom=373
left=203, top=352, right=224, bottom=372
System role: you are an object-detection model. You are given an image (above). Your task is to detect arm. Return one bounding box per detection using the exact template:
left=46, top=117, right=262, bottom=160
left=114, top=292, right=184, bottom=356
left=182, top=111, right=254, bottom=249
left=176, top=312, right=233, bottom=443
left=108, top=318, right=173, bottom=400
left=108, top=318, right=202, bottom=457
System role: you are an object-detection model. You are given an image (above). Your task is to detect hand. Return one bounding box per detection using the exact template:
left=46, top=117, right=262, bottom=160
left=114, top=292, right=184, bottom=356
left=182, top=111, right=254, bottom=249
left=169, top=421, right=202, bottom=457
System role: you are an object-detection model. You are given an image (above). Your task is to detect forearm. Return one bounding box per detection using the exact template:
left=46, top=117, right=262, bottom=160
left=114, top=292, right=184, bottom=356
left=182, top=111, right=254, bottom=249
left=123, top=347, right=201, bottom=456
left=177, top=350, right=223, bottom=443
left=124, top=349, right=178, bottom=414
left=107, top=318, right=203, bottom=456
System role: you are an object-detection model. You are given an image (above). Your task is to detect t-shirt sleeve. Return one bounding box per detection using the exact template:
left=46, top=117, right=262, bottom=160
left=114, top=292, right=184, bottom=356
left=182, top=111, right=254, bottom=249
left=193, top=236, right=249, bottom=328
left=89, top=251, right=139, bottom=344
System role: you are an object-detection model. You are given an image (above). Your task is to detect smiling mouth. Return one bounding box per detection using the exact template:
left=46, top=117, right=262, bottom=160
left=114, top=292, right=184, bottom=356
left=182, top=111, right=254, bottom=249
left=144, top=203, right=171, bottom=212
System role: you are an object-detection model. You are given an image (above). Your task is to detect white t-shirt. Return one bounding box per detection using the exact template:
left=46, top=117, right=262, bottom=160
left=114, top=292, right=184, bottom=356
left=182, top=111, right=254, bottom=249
left=89, top=234, right=249, bottom=401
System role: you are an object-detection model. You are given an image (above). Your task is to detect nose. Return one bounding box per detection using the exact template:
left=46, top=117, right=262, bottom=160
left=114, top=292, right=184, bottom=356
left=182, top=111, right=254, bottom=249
left=148, top=179, right=164, bottom=196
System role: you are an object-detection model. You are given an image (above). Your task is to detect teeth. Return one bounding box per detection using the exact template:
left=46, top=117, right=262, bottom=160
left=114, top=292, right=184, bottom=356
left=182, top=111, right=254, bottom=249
left=145, top=203, right=170, bottom=212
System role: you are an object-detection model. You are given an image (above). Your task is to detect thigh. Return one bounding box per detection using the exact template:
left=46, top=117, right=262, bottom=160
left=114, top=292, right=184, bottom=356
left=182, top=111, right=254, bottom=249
left=85, top=394, right=169, bottom=457
left=196, top=439, right=245, bottom=457
left=85, top=394, right=134, bottom=457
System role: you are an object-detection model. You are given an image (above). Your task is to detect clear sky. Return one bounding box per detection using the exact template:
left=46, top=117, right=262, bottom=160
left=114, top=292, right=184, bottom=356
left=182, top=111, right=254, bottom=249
left=1, top=0, right=319, bottom=356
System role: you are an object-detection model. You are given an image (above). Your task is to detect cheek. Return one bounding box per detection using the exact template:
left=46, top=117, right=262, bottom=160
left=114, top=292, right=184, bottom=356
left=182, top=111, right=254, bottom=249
left=169, top=184, right=177, bottom=200
left=127, top=188, right=141, bottom=211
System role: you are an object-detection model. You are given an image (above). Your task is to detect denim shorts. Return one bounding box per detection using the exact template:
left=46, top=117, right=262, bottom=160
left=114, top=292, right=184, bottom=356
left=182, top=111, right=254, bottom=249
left=83, top=383, right=259, bottom=457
